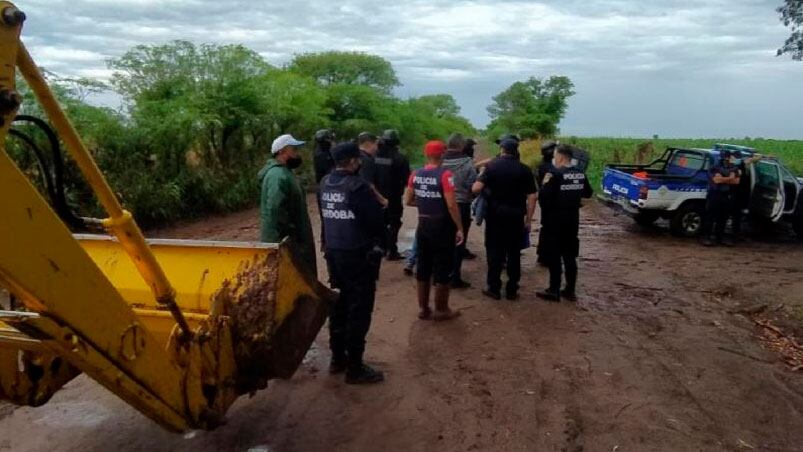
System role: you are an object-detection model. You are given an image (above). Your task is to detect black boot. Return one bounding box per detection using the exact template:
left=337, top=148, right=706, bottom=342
left=386, top=250, right=404, bottom=261
left=345, top=363, right=385, bottom=385
left=329, top=355, right=348, bottom=374
left=536, top=288, right=561, bottom=302
left=560, top=289, right=577, bottom=302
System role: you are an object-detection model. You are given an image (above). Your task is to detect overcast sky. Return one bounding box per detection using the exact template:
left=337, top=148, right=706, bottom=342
left=17, top=0, right=803, bottom=138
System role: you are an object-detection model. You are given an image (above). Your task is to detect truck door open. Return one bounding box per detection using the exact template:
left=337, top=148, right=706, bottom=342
left=750, top=161, right=785, bottom=221
left=780, top=166, right=799, bottom=214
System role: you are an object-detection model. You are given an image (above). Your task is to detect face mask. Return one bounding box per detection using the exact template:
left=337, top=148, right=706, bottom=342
left=287, top=156, right=303, bottom=170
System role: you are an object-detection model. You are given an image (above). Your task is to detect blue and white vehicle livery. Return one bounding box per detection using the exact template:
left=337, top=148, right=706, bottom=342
left=599, top=144, right=803, bottom=238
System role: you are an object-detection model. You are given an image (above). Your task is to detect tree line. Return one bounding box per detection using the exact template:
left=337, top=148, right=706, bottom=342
left=8, top=41, right=576, bottom=227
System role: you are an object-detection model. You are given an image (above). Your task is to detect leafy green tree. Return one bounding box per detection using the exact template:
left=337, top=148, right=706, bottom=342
left=251, top=70, right=331, bottom=148
left=415, top=94, right=461, bottom=118
left=109, top=41, right=275, bottom=171
left=778, top=0, right=803, bottom=60
left=486, top=76, right=575, bottom=139
left=289, top=51, right=400, bottom=93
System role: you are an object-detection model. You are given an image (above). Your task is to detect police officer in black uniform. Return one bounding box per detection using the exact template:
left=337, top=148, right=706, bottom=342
left=536, top=141, right=558, bottom=266
left=319, top=142, right=386, bottom=384
left=472, top=139, right=537, bottom=301
left=313, top=129, right=336, bottom=184
left=701, top=150, right=740, bottom=247
left=536, top=144, right=593, bottom=302
left=377, top=129, right=411, bottom=260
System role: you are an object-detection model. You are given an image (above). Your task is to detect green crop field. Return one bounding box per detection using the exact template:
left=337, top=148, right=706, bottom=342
left=537, top=138, right=803, bottom=189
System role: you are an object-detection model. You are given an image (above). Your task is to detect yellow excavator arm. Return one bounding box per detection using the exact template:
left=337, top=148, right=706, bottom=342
left=0, top=2, right=333, bottom=431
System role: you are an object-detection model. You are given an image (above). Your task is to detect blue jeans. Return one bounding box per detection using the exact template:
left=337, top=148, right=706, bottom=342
left=406, top=234, right=418, bottom=268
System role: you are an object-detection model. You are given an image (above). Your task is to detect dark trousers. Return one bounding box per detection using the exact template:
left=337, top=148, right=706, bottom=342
left=548, top=251, right=578, bottom=292
left=702, top=194, right=733, bottom=240
left=386, top=202, right=403, bottom=255
left=732, top=196, right=748, bottom=236
left=326, top=248, right=377, bottom=370
left=451, top=202, right=472, bottom=283
left=485, top=217, right=522, bottom=295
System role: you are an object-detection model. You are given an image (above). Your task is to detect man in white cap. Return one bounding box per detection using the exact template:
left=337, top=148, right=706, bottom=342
left=258, top=134, right=317, bottom=276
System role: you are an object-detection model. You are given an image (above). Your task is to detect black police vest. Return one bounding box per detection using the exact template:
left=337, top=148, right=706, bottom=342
left=373, top=146, right=395, bottom=198
left=555, top=169, right=587, bottom=210
left=413, top=167, right=449, bottom=224
left=321, top=174, right=369, bottom=251
left=708, top=164, right=736, bottom=195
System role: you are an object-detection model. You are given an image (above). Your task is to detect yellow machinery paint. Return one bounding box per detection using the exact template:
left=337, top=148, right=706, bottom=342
left=0, top=2, right=333, bottom=431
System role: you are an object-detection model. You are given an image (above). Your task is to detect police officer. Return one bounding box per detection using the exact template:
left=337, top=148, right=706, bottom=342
left=405, top=140, right=464, bottom=321
left=357, top=132, right=389, bottom=207
left=377, top=129, right=411, bottom=260
left=313, top=129, right=336, bottom=184
left=731, top=151, right=763, bottom=241
left=701, top=150, right=740, bottom=247
left=319, top=142, right=386, bottom=384
left=472, top=139, right=537, bottom=301
left=536, top=141, right=558, bottom=266
left=536, top=144, right=593, bottom=302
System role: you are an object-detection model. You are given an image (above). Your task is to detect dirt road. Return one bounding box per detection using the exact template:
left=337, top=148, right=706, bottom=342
left=2, top=199, right=802, bottom=451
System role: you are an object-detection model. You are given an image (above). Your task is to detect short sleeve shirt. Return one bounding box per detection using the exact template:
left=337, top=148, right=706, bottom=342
left=480, top=155, right=537, bottom=218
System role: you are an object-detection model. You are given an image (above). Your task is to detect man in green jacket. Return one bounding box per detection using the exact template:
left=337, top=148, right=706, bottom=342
left=259, top=134, right=317, bottom=277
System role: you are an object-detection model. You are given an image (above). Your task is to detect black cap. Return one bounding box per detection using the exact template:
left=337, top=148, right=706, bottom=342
left=331, top=142, right=360, bottom=162
left=495, top=133, right=521, bottom=145
left=720, top=149, right=734, bottom=158
left=499, top=139, right=519, bottom=154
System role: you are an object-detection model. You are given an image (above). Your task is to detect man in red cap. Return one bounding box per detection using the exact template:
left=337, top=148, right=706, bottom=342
left=404, top=140, right=464, bottom=321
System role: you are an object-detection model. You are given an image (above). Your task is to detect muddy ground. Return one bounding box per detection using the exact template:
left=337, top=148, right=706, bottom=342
left=1, top=198, right=802, bottom=452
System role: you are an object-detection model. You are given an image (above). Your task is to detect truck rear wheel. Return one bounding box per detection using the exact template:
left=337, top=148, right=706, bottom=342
left=670, top=203, right=705, bottom=237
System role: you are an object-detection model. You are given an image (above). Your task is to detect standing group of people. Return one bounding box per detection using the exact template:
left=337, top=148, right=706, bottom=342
left=701, top=149, right=762, bottom=247
left=258, top=130, right=593, bottom=386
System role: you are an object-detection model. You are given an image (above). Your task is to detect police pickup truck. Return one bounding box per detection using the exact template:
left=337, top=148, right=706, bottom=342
left=599, top=144, right=803, bottom=238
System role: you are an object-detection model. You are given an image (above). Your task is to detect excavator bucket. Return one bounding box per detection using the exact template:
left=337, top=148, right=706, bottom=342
left=75, top=234, right=331, bottom=387
left=0, top=223, right=333, bottom=428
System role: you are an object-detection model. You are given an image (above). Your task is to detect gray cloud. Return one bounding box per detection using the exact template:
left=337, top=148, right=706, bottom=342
left=15, top=0, right=803, bottom=138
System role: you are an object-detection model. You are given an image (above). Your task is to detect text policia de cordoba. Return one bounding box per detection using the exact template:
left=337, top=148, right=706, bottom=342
left=321, top=192, right=356, bottom=220
left=414, top=176, right=444, bottom=199
left=561, top=173, right=586, bottom=191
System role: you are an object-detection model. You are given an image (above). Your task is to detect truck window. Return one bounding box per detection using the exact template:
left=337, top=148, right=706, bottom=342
left=667, top=151, right=706, bottom=176
left=754, top=161, right=781, bottom=189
